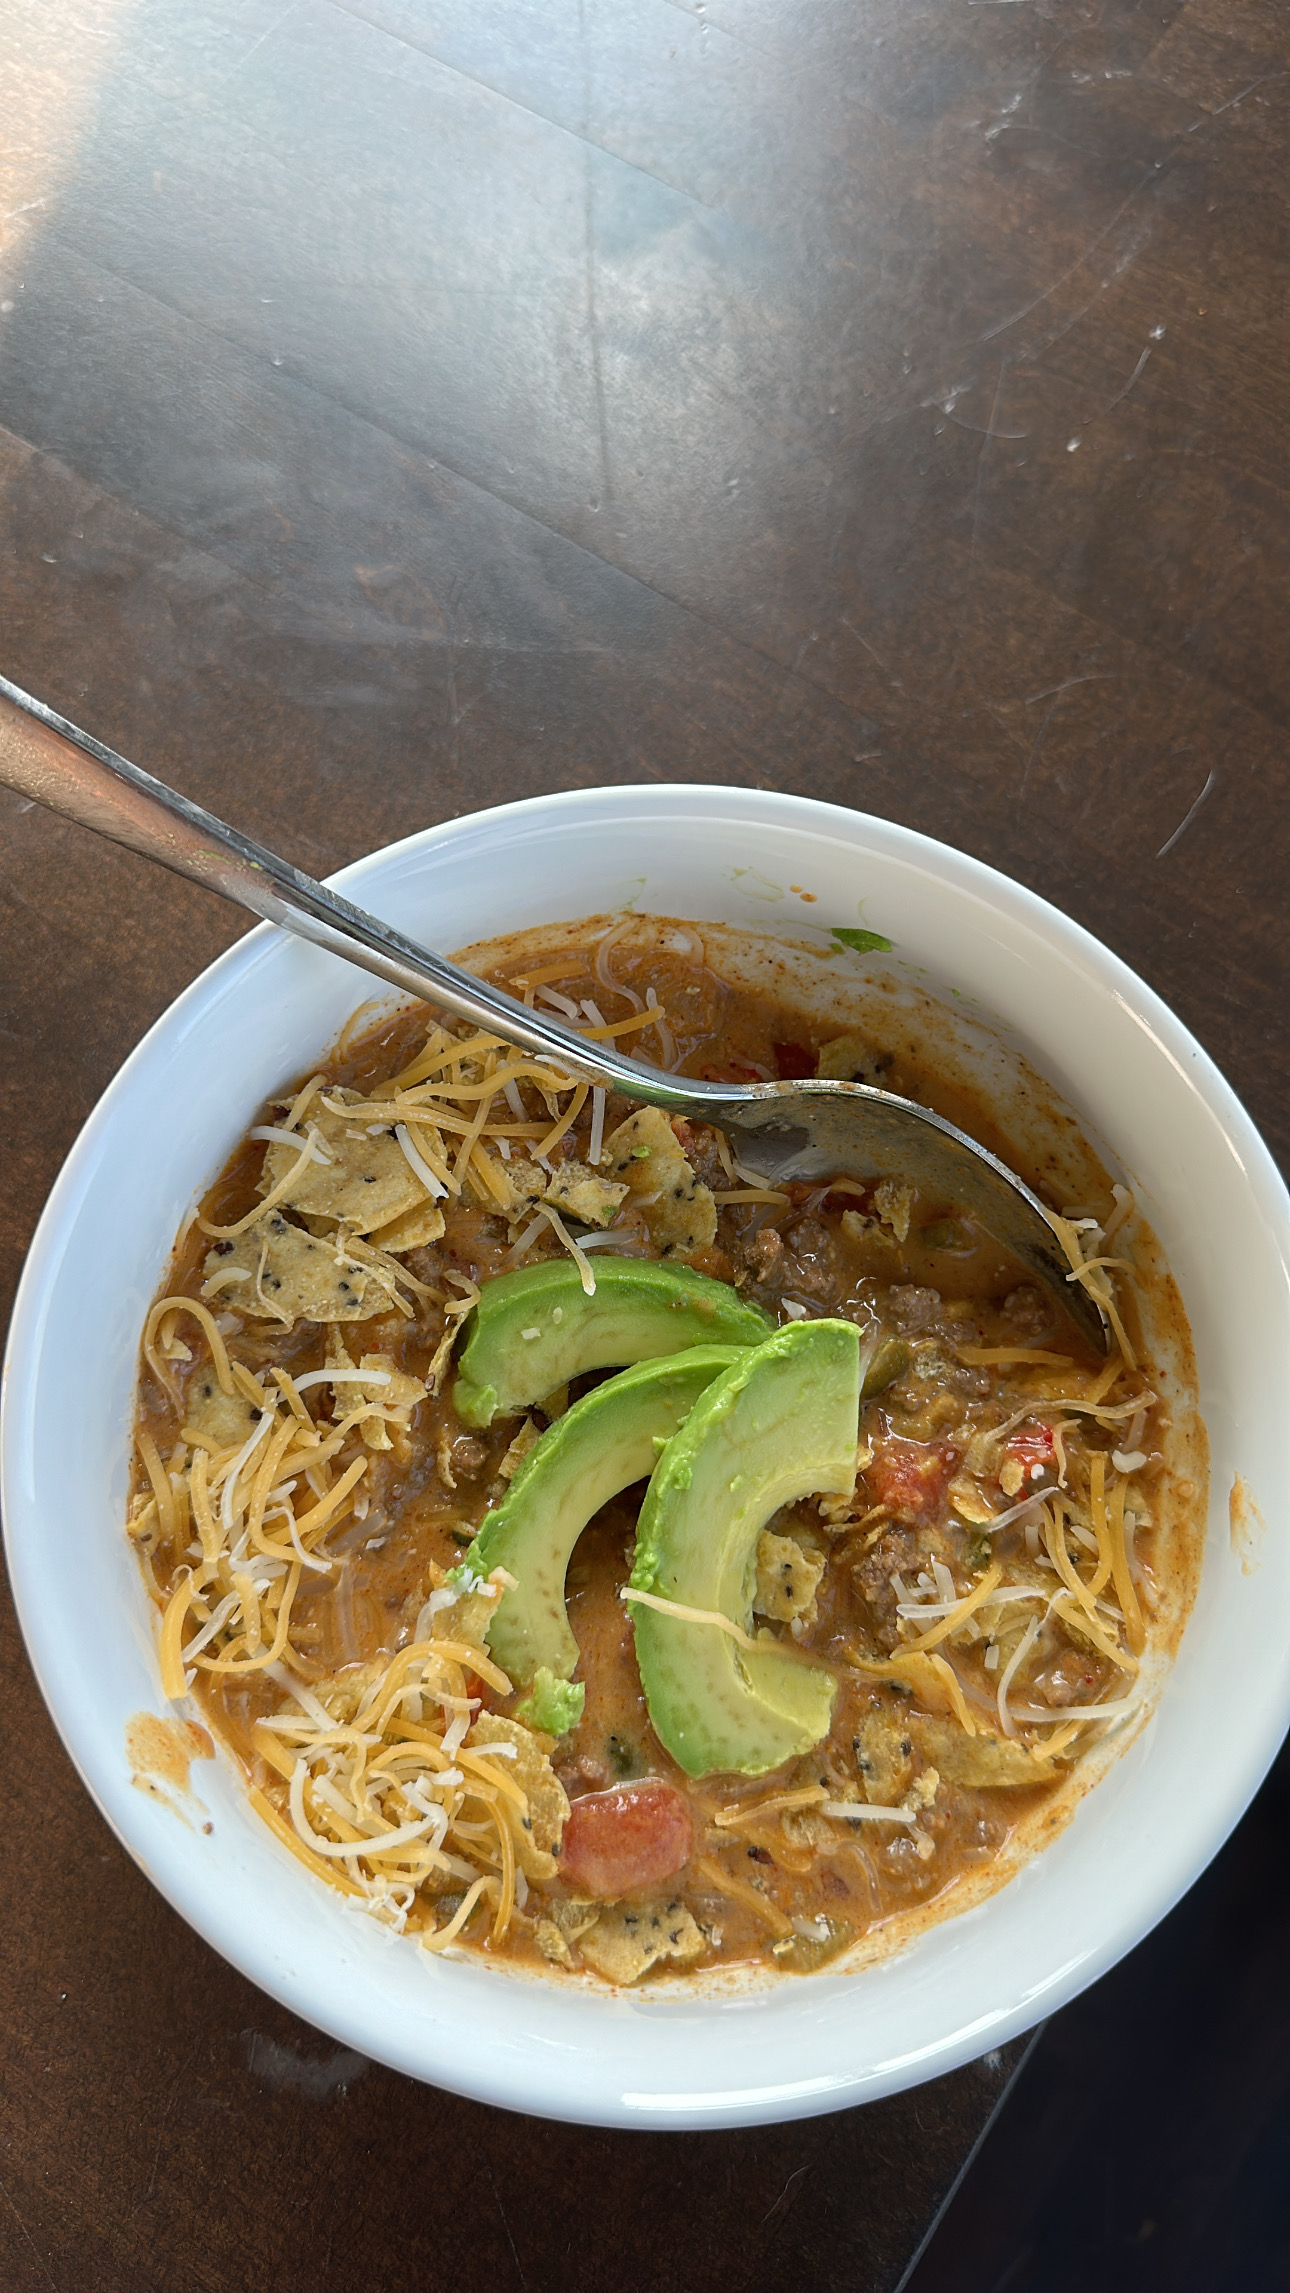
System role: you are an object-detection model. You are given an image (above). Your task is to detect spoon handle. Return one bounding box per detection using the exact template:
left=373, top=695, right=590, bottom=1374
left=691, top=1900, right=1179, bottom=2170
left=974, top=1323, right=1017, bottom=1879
left=0, top=673, right=711, bottom=1112
left=0, top=676, right=1108, bottom=1350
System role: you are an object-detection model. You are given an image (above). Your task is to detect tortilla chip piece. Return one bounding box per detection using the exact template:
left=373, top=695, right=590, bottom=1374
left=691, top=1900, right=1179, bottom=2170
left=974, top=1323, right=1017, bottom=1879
left=948, top=1472, right=1000, bottom=1526
left=534, top=1919, right=573, bottom=1965
left=602, top=1107, right=717, bottom=1258
left=910, top=1715, right=1044, bottom=1787
left=853, top=1708, right=915, bottom=1803
left=325, top=1331, right=426, bottom=1449
left=781, top=1808, right=841, bottom=1853
left=543, top=1161, right=628, bottom=1228
left=873, top=1179, right=915, bottom=1244
left=201, top=1213, right=392, bottom=1325
left=316, top=1661, right=387, bottom=1725
left=469, top=1713, right=569, bottom=1880
left=433, top=1578, right=501, bottom=1649
left=577, top=1899, right=704, bottom=1986
left=534, top=1896, right=601, bottom=1965
left=181, top=1375, right=263, bottom=1454
left=754, top=1530, right=825, bottom=1623
left=497, top=1417, right=540, bottom=1480
left=367, top=1199, right=446, bottom=1253
left=483, top=1158, right=544, bottom=1218
left=496, top=1156, right=628, bottom=1231
left=260, top=1094, right=430, bottom=1235
left=817, top=1032, right=884, bottom=1084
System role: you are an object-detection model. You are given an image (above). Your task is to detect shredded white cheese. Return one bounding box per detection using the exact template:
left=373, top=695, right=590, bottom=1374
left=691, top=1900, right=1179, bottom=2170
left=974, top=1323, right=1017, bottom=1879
left=820, top=1801, right=917, bottom=1826
left=395, top=1122, right=448, bottom=1200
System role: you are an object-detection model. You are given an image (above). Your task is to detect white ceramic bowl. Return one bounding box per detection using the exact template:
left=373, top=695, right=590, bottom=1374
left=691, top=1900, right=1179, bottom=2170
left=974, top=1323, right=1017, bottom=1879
left=5, top=786, right=1289, bottom=2130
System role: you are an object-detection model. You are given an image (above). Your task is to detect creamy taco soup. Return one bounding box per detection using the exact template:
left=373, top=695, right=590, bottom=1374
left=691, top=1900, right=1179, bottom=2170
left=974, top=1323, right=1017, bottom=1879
left=128, top=917, right=1204, bottom=1987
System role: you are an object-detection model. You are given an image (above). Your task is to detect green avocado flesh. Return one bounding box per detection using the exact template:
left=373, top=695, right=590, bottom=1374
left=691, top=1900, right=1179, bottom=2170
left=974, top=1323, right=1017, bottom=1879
left=630, top=1319, right=861, bottom=1778
left=467, top=1347, right=744, bottom=1684
left=514, top=1667, right=586, bottom=1736
left=452, top=1259, right=773, bottom=1429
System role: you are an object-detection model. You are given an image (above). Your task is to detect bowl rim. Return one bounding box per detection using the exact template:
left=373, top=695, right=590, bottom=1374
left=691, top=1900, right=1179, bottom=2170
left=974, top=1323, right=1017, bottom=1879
left=5, top=779, right=1289, bottom=2129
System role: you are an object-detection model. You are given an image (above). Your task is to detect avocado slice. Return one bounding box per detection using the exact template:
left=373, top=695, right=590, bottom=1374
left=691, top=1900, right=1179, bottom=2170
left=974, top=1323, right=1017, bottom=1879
left=466, top=1345, right=744, bottom=1684
left=630, top=1319, right=861, bottom=1778
left=452, top=1259, right=772, bottom=1429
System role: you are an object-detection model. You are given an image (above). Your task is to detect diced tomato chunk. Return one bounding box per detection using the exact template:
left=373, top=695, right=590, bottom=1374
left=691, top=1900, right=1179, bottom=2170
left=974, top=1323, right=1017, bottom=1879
left=559, top=1780, right=695, bottom=1901
left=867, top=1439, right=953, bottom=1523
left=1006, top=1423, right=1055, bottom=1470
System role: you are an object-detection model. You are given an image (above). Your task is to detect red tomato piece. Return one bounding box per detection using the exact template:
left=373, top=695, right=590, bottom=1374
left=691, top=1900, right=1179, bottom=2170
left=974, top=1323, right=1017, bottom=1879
left=559, top=1780, right=696, bottom=1901
left=868, top=1439, right=953, bottom=1523
left=1006, top=1423, right=1055, bottom=1470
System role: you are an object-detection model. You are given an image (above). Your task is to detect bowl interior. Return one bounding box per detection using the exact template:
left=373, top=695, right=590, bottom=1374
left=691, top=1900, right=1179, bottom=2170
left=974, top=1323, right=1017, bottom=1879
left=5, top=785, right=1288, bottom=2129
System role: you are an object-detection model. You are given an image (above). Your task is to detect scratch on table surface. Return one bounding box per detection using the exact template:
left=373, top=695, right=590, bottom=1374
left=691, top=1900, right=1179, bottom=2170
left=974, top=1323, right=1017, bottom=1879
left=1190, top=70, right=1289, bottom=129
left=229, top=0, right=300, bottom=79
left=1018, top=694, right=1063, bottom=795
left=485, top=2151, right=531, bottom=2291
left=1014, top=208, right=1154, bottom=365
left=983, top=703, right=1030, bottom=762
left=0, top=2170, right=57, bottom=2291
left=1017, top=671, right=1116, bottom=792
left=1156, top=770, right=1216, bottom=858
left=966, top=360, right=1008, bottom=570
left=938, top=406, right=1028, bottom=439
left=141, top=2043, right=200, bottom=2208
left=841, top=616, right=896, bottom=681
left=1105, top=342, right=1152, bottom=412
left=980, top=166, right=1158, bottom=342
left=762, top=2162, right=812, bottom=2233
left=1024, top=673, right=1113, bottom=706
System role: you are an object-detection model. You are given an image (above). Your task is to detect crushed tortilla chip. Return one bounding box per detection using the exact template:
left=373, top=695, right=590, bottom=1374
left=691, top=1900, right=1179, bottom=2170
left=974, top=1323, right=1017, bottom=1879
left=534, top=1897, right=601, bottom=1966
left=432, top=1577, right=500, bottom=1648
left=602, top=1107, right=716, bottom=1258
left=873, top=1179, right=915, bottom=1245
left=577, top=1898, right=704, bottom=1985
left=260, top=1094, right=430, bottom=1235
left=201, top=1213, right=394, bottom=1325
left=326, top=1330, right=426, bottom=1449
left=948, top=1472, right=1000, bottom=1526
left=498, top=1417, right=540, bottom=1480
left=753, top=1530, right=825, bottom=1623
left=854, top=1709, right=915, bottom=1803
left=181, top=1376, right=262, bottom=1453
left=816, top=1033, right=885, bottom=1084
left=912, top=1715, right=1064, bottom=1785
left=469, top=1713, right=570, bottom=1881
left=496, top=1156, right=627, bottom=1230
left=542, top=1161, right=628, bottom=1228
left=368, top=1198, right=446, bottom=1253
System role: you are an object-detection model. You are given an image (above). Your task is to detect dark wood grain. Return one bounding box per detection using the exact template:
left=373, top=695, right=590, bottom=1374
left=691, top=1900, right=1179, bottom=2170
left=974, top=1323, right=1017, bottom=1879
left=0, top=0, right=1286, bottom=2285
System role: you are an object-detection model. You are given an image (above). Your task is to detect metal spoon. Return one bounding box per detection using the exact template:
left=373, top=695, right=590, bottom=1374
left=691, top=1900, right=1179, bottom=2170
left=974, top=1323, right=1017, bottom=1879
left=0, top=674, right=1106, bottom=1350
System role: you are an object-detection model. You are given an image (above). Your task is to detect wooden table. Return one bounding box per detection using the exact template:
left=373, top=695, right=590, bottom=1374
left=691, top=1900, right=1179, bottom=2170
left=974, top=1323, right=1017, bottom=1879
left=0, top=1, right=1285, bottom=2285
